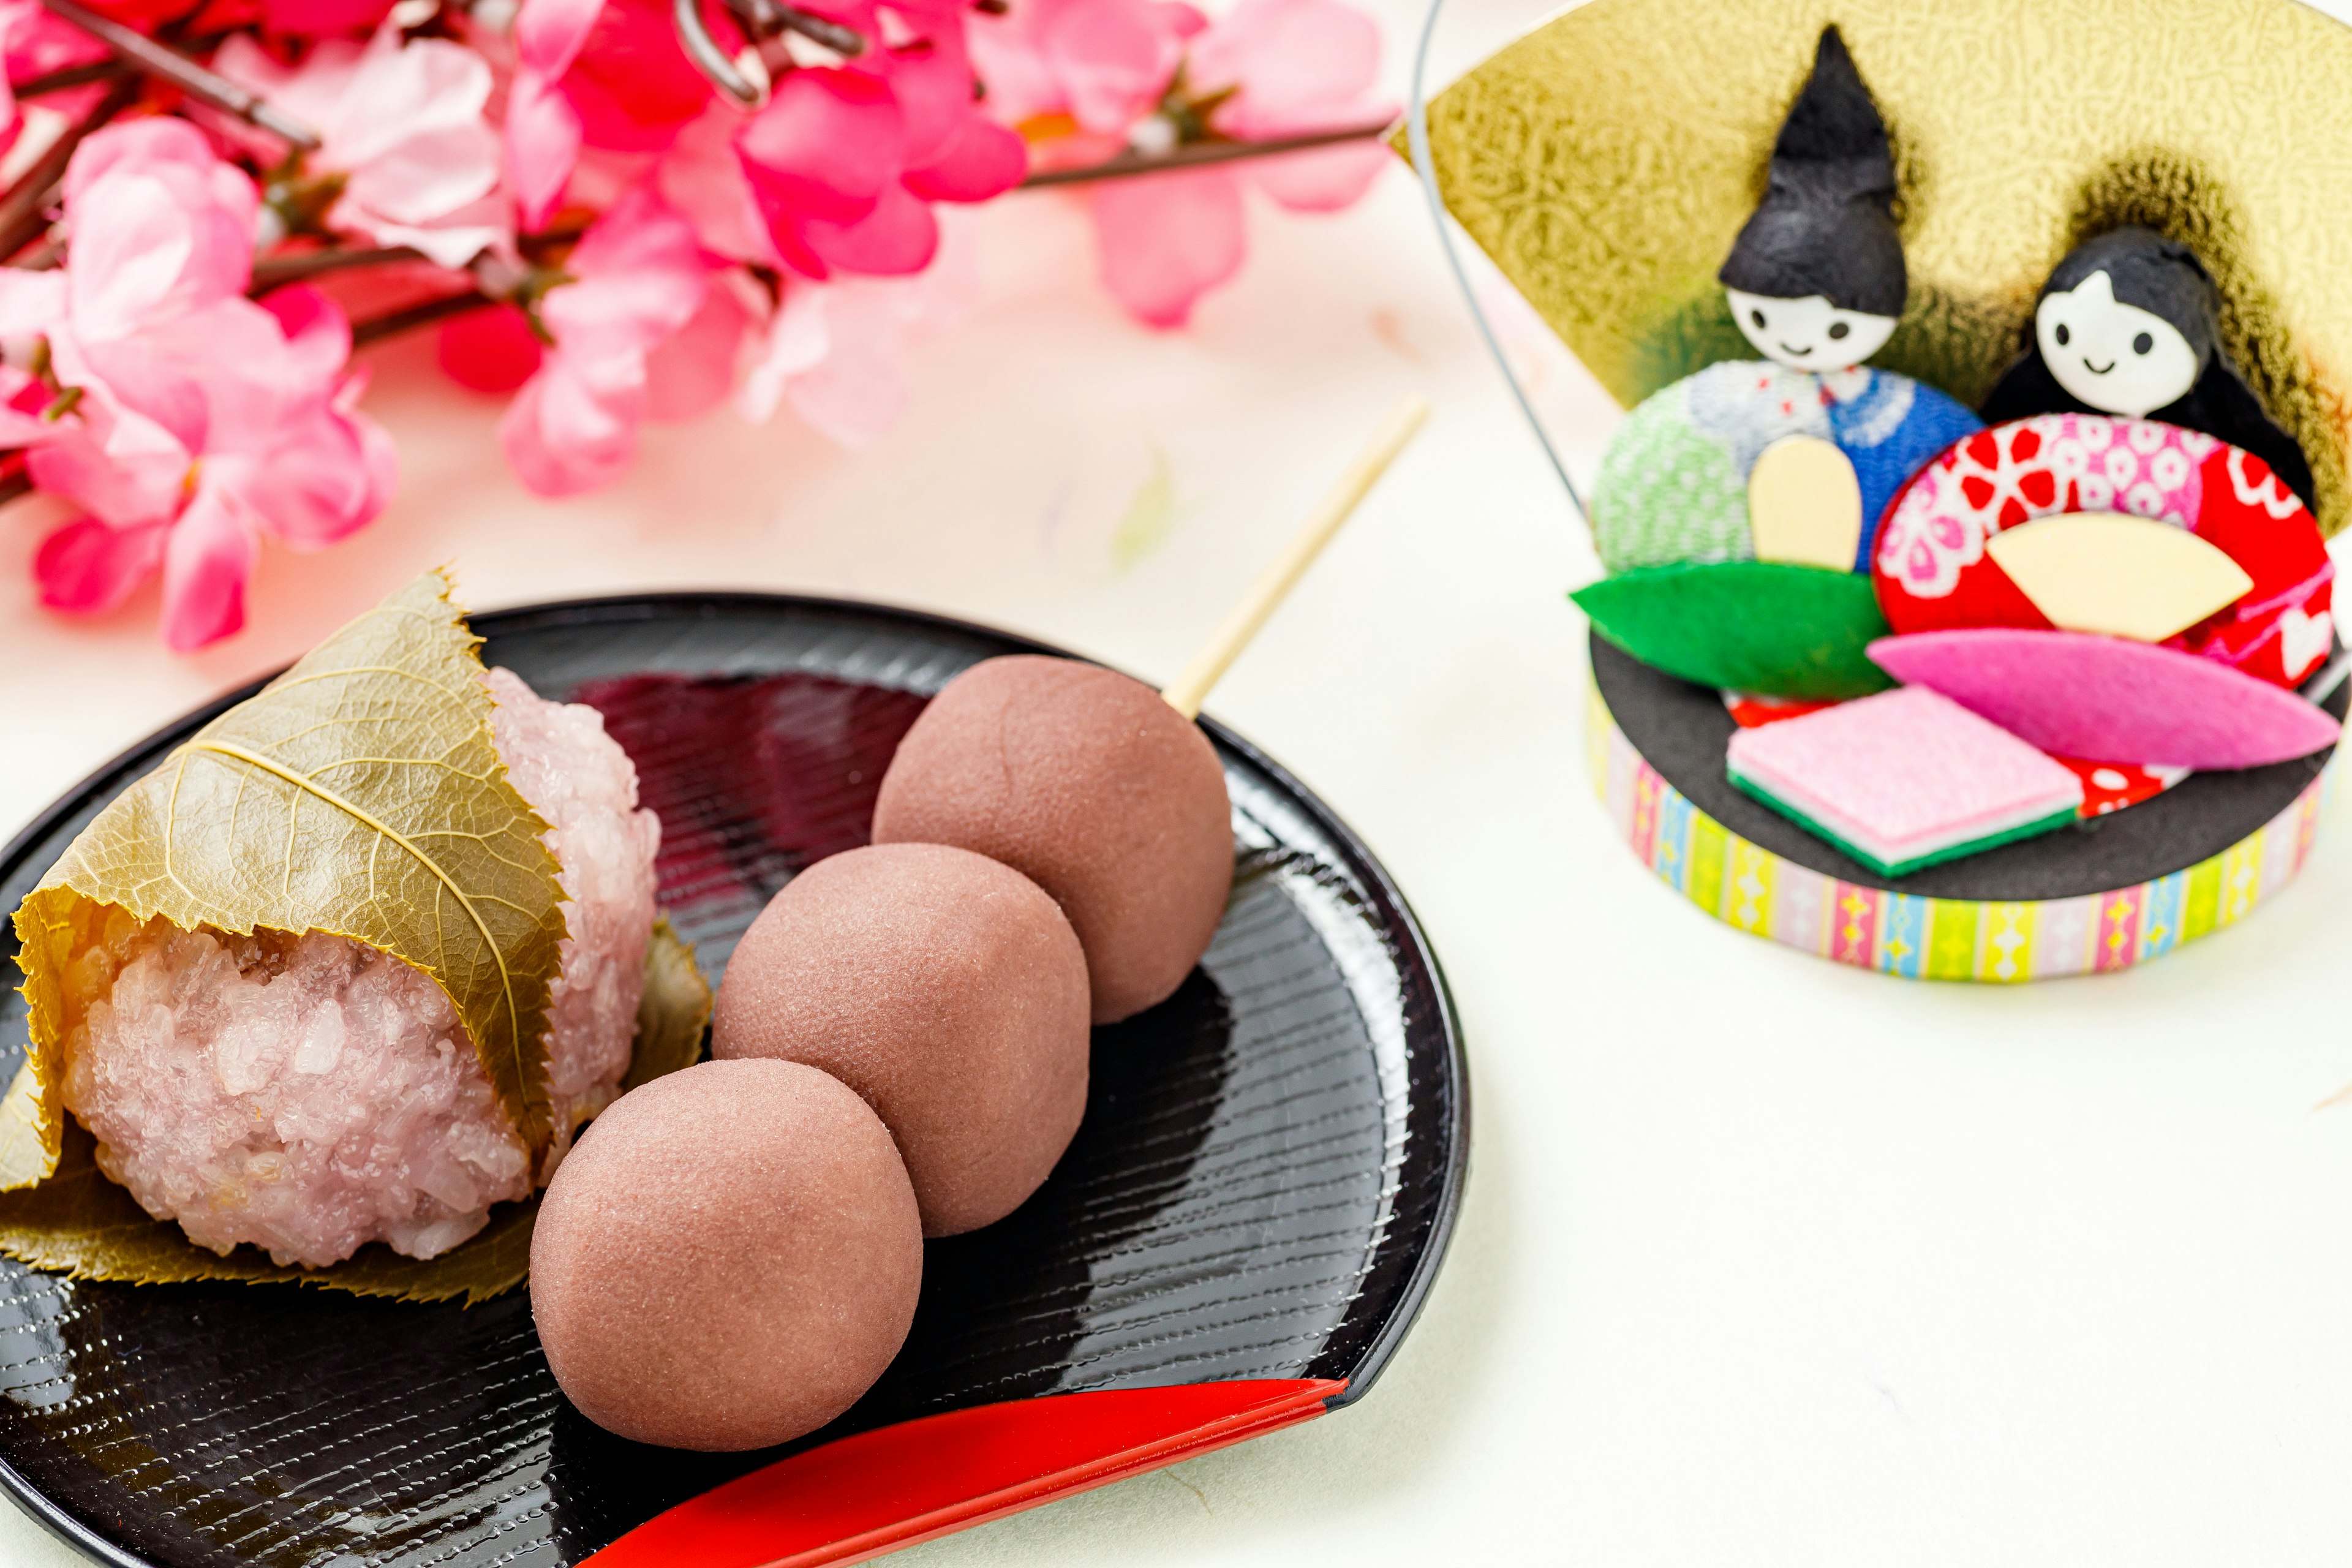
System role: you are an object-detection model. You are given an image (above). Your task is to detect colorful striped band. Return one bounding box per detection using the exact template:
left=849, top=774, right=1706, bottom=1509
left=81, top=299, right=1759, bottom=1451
left=1587, top=682, right=2334, bottom=981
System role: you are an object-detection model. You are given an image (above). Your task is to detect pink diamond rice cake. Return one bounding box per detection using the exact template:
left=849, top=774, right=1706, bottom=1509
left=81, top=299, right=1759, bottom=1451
left=48, top=669, right=660, bottom=1269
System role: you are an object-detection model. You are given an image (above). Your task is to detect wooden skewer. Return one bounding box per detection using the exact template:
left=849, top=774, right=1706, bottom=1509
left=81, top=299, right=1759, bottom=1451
left=1161, top=396, right=1430, bottom=720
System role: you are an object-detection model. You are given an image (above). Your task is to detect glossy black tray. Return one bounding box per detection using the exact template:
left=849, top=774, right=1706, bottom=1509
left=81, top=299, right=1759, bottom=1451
left=0, top=593, right=1467, bottom=1567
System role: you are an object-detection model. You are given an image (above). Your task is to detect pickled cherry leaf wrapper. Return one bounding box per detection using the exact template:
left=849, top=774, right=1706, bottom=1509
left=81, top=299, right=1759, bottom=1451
left=0, top=918, right=709, bottom=1303
left=623, top=914, right=711, bottom=1092
left=12, top=570, right=569, bottom=1178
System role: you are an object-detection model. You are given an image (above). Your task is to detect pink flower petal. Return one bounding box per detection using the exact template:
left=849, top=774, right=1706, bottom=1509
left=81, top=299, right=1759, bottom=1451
left=27, top=393, right=190, bottom=527
left=735, top=67, right=903, bottom=249
left=62, top=118, right=250, bottom=217
left=900, top=113, right=1027, bottom=203
left=658, top=105, right=778, bottom=265
left=1042, top=0, right=1183, bottom=135
left=61, top=130, right=256, bottom=335
left=560, top=0, right=717, bottom=152
left=261, top=0, right=395, bottom=34
left=782, top=284, right=910, bottom=448
left=34, top=514, right=165, bottom=614
left=803, top=181, right=938, bottom=276
left=0, top=268, right=64, bottom=337
left=255, top=284, right=354, bottom=389
left=214, top=397, right=394, bottom=551
left=883, top=30, right=980, bottom=168
left=1188, top=0, right=1378, bottom=119
left=499, top=362, right=640, bottom=496
left=439, top=304, right=546, bottom=393
left=159, top=480, right=257, bottom=651
left=1088, top=167, right=1245, bottom=328
left=734, top=282, right=828, bottom=423
left=1240, top=137, right=1388, bottom=211
left=506, top=67, right=584, bottom=229
left=644, top=277, right=752, bottom=422
left=965, top=0, right=1076, bottom=126
left=514, top=0, right=606, bottom=78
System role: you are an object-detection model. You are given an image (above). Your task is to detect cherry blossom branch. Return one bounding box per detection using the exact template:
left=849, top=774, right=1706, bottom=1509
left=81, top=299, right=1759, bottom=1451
left=40, top=0, right=320, bottom=148
left=350, top=289, right=491, bottom=345
left=0, top=72, right=138, bottom=262
left=12, top=59, right=125, bottom=97
left=0, top=471, right=29, bottom=508
left=251, top=245, right=426, bottom=288
left=1020, top=119, right=1396, bottom=187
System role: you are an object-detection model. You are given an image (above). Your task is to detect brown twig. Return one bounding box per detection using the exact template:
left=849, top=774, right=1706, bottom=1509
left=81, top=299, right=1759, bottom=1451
left=352, top=290, right=491, bottom=345
left=41, top=0, right=320, bottom=149
left=12, top=59, right=125, bottom=98
left=0, top=72, right=138, bottom=262
left=251, top=244, right=425, bottom=289
left=0, top=471, right=33, bottom=508
left=1020, top=120, right=1396, bottom=187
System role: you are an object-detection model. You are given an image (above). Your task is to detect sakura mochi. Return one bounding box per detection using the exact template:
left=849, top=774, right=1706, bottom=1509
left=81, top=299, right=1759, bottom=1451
left=53, top=669, right=661, bottom=1268
left=1725, top=685, right=2085, bottom=876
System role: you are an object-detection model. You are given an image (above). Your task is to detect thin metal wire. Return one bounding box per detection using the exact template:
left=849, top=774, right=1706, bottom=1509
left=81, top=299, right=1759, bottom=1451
left=1406, top=0, right=1587, bottom=524
left=674, top=0, right=765, bottom=107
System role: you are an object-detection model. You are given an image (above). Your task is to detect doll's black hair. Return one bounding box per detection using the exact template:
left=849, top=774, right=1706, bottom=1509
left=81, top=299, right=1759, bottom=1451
left=1718, top=26, right=1906, bottom=317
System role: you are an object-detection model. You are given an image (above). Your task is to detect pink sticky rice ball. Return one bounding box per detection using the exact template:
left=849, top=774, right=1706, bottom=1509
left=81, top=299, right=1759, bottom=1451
left=55, top=668, right=662, bottom=1268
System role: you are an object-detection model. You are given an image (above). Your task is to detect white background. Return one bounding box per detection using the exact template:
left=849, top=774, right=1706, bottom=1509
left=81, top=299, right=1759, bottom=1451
left=13, top=1, right=2352, bottom=1563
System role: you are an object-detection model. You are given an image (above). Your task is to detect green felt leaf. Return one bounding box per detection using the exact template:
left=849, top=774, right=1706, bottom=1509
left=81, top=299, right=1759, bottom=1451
left=0, top=919, right=709, bottom=1305
left=1572, top=561, right=1896, bottom=699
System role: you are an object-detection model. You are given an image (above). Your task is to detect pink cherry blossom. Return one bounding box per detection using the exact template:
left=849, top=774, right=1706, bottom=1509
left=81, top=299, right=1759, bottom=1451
left=657, top=101, right=776, bottom=265
left=976, top=0, right=1389, bottom=326
left=734, top=206, right=979, bottom=447
left=503, top=0, right=722, bottom=228
left=0, top=123, right=393, bottom=649
left=214, top=26, right=505, bottom=268
left=726, top=4, right=1022, bottom=279
left=498, top=185, right=717, bottom=494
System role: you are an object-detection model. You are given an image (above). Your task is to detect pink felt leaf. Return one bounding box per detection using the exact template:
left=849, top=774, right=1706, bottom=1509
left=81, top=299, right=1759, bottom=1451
left=1869, top=628, right=2343, bottom=771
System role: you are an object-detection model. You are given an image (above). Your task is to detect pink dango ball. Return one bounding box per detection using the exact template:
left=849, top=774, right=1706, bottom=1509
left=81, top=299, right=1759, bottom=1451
left=712, top=843, right=1091, bottom=1237
left=529, top=1058, right=922, bottom=1452
left=870, top=656, right=1232, bottom=1025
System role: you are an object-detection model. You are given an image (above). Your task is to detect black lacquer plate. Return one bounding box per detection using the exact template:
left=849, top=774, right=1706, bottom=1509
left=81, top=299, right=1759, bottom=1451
left=0, top=594, right=1467, bottom=1568
left=1594, top=629, right=2350, bottom=900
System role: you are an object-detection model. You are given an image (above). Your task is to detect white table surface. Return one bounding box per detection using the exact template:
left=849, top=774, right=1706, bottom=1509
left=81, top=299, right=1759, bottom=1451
left=13, top=1, right=2352, bottom=1562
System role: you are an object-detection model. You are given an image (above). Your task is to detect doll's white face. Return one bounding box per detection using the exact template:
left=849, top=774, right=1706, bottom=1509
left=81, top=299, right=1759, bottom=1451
left=2034, top=270, right=2200, bottom=417
left=1725, top=289, right=1898, bottom=372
